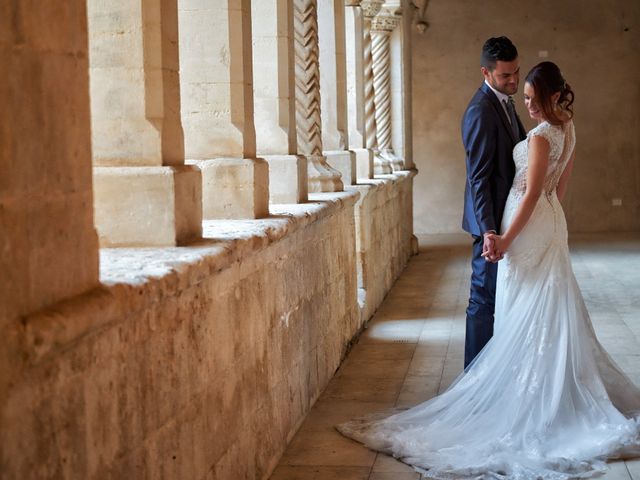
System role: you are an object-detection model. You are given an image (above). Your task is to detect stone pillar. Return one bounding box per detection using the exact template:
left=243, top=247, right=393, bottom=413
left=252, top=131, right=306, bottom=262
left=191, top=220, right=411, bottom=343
left=1, top=0, right=99, bottom=321
left=179, top=0, right=269, bottom=218
left=88, top=0, right=202, bottom=246
left=318, top=0, right=357, bottom=186
left=401, top=0, right=414, bottom=170
left=345, top=1, right=374, bottom=180
left=252, top=0, right=308, bottom=204
left=361, top=0, right=392, bottom=175
left=371, top=8, right=404, bottom=171
left=293, top=0, right=344, bottom=192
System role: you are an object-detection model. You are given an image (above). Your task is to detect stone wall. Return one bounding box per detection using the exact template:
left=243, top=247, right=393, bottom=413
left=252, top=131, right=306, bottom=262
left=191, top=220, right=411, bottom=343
left=350, top=171, right=416, bottom=323
left=1, top=186, right=413, bottom=479
left=411, top=0, right=640, bottom=234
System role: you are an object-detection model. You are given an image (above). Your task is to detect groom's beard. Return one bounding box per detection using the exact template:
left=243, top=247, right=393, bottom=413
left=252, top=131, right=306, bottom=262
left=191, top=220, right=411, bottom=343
left=488, top=73, right=518, bottom=96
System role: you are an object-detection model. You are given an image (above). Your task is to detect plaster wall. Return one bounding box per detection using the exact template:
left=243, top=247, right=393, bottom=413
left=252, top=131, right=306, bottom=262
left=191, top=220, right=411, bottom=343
left=411, top=0, right=640, bottom=234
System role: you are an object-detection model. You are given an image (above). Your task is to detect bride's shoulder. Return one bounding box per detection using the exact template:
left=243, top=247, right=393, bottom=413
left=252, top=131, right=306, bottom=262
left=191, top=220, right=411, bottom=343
left=527, top=121, right=554, bottom=138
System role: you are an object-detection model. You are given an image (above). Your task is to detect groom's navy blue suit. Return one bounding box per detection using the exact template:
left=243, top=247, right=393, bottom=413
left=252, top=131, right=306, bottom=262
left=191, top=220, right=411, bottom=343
left=461, top=82, right=526, bottom=368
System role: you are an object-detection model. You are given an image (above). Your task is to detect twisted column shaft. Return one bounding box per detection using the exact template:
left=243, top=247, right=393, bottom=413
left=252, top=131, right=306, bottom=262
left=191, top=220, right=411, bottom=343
left=293, top=0, right=343, bottom=191
left=294, top=0, right=323, bottom=157
left=371, top=10, right=403, bottom=172
left=363, top=18, right=378, bottom=151
left=371, top=29, right=392, bottom=151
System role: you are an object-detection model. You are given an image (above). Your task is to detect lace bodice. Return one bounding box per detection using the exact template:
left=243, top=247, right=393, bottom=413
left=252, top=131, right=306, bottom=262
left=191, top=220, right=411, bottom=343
left=511, top=120, right=575, bottom=198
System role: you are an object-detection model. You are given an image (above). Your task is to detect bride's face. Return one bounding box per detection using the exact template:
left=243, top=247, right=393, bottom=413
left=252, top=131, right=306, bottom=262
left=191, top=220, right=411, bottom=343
left=523, top=82, right=543, bottom=122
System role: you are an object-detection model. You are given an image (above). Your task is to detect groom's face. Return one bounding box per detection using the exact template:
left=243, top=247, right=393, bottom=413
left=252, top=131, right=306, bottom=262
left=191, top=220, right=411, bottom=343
left=482, top=59, right=520, bottom=96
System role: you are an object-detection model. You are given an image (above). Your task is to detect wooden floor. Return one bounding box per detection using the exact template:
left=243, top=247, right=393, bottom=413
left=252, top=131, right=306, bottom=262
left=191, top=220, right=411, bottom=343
left=270, top=233, right=640, bottom=480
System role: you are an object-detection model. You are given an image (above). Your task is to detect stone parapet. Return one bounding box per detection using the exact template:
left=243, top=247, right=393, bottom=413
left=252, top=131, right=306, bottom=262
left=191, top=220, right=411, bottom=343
left=4, top=191, right=363, bottom=479
left=2, top=173, right=415, bottom=479
left=347, top=170, right=416, bottom=323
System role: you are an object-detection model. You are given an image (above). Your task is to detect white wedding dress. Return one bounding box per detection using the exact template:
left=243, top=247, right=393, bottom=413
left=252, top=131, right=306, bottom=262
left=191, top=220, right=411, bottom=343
left=337, top=120, right=640, bottom=479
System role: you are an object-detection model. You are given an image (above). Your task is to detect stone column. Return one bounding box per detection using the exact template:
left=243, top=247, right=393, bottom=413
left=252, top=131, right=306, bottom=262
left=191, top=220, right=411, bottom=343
left=293, top=0, right=344, bottom=192
left=88, top=0, right=203, bottom=246
left=252, top=0, right=308, bottom=204
left=361, top=0, right=392, bottom=175
left=401, top=0, right=414, bottom=170
left=318, top=0, right=356, bottom=186
left=1, top=0, right=99, bottom=321
left=179, top=0, right=269, bottom=218
left=371, top=8, right=404, bottom=171
left=345, top=1, right=374, bottom=180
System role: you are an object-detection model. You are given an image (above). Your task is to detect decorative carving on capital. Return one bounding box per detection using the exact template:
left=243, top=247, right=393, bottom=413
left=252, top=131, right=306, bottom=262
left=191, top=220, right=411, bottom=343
left=371, top=11, right=401, bottom=32
left=360, top=0, right=384, bottom=19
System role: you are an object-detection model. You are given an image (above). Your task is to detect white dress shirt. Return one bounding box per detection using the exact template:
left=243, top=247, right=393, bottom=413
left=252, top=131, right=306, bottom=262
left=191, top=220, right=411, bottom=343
left=484, top=80, right=512, bottom=124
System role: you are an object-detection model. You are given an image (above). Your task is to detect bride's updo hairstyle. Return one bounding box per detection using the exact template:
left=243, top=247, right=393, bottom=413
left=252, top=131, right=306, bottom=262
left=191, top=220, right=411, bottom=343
left=525, top=61, right=574, bottom=126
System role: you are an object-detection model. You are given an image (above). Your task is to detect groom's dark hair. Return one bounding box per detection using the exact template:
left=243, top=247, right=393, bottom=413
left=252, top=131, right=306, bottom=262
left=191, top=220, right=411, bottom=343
left=481, top=37, right=518, bottom=70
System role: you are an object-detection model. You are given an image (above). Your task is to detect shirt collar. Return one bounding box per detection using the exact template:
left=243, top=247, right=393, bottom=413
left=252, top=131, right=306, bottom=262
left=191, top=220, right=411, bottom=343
left=484, top=79, right=510, bottom=104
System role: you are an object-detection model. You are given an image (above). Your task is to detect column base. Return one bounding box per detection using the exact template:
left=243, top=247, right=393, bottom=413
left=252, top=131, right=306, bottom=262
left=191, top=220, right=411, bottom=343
left=411, top=234, right=419, bottom=255
left=380, top=149, right=406, bottom=171
left=324, top=150, right=357, bottom=186
left=261, top=154, right=308, bottom=204
left=373, top=152, right=393, bottom=175
left=188, top=157, right=269, bottom=219
left=352, top=148, right=374, bottom=180
left=307, top=155, right=344, bottom=193
left=93, top=165, right=202, bottom=247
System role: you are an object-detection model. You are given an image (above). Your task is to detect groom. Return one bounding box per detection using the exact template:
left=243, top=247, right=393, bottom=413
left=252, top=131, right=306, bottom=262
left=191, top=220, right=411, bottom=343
left=461, top=36, right=526, bottom=368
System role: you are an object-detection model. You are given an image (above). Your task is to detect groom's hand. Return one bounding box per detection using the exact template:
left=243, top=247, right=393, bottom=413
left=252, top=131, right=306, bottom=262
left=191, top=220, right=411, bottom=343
left=482, top=232, right=503, bottom=263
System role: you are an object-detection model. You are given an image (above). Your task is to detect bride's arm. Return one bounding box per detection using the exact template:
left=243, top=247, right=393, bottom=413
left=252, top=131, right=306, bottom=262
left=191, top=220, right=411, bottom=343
left=556, top=150, right=576, bottom=202
left=491, top=136, right=550, bottom=254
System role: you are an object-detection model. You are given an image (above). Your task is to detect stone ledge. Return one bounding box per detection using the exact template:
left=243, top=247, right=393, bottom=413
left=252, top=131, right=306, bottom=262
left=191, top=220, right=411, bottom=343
left=20, top=190, right=360, bottom=364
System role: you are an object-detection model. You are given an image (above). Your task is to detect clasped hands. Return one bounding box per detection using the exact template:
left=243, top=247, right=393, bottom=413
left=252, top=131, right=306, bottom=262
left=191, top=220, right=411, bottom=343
left=481, top=232, right=510, bottom=263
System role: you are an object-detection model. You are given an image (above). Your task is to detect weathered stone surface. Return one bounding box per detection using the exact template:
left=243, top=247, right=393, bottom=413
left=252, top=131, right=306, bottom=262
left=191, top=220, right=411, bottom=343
left=263, top=154, right=309, bottom=204
left=188, top=157, right=270, bottom=219
left=0, top=0, right=99, bottom=324
left=353, top=148, right=375, bottom=180
left=93, top=166, right=203, bottom=246
left=1, top=2, right=418, bottom=480
left=178, top=0, right=257, bottom=159
left=2, top=191, right=371, bottom=480
left=347, top=171, right=416, bottom=323
left=87, top=0, right=184, bottom=166
left=325, top=150, right=357, bottom=187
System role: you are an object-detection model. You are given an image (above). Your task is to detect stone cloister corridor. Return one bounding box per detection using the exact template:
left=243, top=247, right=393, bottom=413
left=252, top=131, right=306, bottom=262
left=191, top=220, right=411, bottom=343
left=271, top=234, right=640, bottom=480
left=3, top=0, right=640, bottom=478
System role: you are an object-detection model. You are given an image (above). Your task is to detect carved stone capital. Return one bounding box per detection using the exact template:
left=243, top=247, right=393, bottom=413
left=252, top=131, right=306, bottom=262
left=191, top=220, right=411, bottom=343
left=344, top=0, right=362, bottom=6
left=371, top=10, right=401, bottom=32
left=360, top=0, right=384, bottom=18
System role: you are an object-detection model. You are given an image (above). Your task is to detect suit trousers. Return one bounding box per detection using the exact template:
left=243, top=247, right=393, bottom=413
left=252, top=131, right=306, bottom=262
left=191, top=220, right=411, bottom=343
left=464, top=234, right=498, bottom=368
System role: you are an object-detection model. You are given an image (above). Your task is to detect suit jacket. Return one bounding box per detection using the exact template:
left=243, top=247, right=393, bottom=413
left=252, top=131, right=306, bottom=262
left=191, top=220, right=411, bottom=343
left=461, top=83, right=527, bottom=237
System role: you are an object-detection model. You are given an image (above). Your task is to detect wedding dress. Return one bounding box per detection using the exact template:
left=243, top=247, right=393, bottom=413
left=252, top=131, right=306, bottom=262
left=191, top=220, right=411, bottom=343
left=337, top=120, right=640, bottom=479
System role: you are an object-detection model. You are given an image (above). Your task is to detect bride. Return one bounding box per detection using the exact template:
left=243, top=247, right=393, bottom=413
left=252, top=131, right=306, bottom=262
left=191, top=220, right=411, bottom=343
left=337, top=61, right=640, bottom=479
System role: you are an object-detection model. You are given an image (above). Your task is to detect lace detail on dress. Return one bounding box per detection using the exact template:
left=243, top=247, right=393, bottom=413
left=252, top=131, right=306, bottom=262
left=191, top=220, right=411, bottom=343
left=510, top=121, right=575, bottom=201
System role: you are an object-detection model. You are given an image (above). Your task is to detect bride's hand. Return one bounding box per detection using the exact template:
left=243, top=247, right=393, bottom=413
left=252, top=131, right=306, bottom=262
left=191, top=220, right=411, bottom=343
left=486, top=233, right=511, bottom=261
